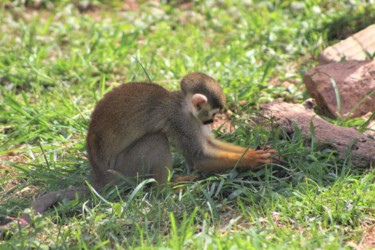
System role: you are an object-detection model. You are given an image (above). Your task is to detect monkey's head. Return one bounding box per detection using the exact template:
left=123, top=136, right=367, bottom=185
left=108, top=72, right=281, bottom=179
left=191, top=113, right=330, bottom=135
left=181, top=72, right=226, bottom=125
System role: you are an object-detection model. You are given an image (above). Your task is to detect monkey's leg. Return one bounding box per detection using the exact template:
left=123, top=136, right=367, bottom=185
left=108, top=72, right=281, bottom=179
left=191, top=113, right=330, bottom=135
left=114, top=133, right=172, bottom=184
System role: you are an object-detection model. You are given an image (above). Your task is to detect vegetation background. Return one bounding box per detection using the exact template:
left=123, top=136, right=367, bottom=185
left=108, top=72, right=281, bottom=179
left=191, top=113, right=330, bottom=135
left=1, top=0, right=374, bottom=249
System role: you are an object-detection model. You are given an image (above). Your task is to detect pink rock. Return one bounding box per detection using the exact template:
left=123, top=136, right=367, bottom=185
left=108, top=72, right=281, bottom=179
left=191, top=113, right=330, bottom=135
left=304, top=60, right=375, bottom=118
left=319, top=25, right=375, bottom=64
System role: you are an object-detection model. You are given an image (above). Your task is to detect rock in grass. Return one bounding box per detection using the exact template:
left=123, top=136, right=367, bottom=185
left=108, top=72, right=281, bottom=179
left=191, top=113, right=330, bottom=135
left=303, top=60, right=375, bottom=118
left=319, top=24, right=375, bottom=64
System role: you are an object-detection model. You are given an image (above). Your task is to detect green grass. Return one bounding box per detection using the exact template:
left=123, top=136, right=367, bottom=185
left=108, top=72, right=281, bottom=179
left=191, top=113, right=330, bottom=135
left=1, top=0, right=374, bottom=249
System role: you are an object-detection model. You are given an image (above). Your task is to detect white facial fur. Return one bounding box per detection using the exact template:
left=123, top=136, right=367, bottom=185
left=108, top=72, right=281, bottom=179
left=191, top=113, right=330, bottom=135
left=188, top=93, right=221, bottom=125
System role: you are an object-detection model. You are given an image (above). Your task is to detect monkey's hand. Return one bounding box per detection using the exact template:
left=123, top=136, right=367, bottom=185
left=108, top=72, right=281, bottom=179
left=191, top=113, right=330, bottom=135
left=242, top=147, right=277, bottom=169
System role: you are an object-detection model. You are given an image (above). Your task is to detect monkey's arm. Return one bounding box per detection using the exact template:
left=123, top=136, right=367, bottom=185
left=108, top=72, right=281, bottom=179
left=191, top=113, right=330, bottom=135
left=193, top=146, right=276, bottom=172
left=208, top=137, right=252, bottom=153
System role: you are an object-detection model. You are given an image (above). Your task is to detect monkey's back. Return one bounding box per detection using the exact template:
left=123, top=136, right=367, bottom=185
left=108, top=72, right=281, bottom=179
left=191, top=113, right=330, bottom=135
left=86, top=82, right=174, bottom=176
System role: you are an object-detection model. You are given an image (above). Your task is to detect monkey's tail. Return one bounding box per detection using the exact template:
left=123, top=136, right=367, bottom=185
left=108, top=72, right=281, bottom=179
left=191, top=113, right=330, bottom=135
left=0, top=187, right=91, bottom=238
left=21, top=186, right=90, bottom=223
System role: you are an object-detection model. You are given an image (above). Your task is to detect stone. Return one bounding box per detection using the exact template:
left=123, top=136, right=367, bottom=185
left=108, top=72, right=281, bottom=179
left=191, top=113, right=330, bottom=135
left=363, top=111, right=375, bottom=139
left=304, top=60, right=375, bottom=118
left=319, top=24, right=375, bottom=64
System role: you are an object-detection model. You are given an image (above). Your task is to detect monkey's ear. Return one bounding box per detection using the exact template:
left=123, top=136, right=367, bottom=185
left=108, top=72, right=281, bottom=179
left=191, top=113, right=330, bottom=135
left=191, top=93, right=207, bottom=110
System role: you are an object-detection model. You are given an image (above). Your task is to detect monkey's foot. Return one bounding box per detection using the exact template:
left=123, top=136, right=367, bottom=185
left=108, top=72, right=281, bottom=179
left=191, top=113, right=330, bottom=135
left=171, top=174, right=200, bottom=193
left=173, top=174, right=199, bottom=183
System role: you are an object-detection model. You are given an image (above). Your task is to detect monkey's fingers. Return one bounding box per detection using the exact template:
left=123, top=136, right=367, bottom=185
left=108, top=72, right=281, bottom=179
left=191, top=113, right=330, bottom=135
left=271, top=155, right=283, bottom=164
left=257, top=152, right=273, bottom=158
left=255, top=152, right=273, bottom=162
left=256, top=157, right=273, bottom=164
left=266, top=149, right=277, bottom=155
left=255, top=145, right=277, bottom=154
left=246, top=149, right=277, bottom=166
left=264, top=149, right=280, bottom=163
left=259, top=149, right=282, bottom=165
left=254, top=149, right=277, bottom=155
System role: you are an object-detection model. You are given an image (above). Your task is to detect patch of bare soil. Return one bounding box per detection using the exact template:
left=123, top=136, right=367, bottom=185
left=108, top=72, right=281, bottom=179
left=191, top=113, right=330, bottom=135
left=0, top=153, right=39, bottom=225
left=347, top=226, right=375, bottom=250
left=0, top=153, right=26, bottom=193
left=211, top=112, right=236, bottom=133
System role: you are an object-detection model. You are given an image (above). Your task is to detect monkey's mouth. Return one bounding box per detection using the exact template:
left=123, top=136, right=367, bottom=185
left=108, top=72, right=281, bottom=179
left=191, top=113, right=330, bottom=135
left=203, top=119, right=214, bottom=125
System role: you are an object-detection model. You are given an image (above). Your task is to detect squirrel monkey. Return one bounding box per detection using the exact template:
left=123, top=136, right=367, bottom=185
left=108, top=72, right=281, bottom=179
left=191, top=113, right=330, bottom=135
left=87, top=72, right=276, bottom=186
left=21, top=72, right=276, bottom=222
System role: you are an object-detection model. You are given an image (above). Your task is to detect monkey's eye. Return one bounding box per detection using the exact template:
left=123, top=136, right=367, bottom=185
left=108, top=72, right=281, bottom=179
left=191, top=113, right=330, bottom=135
left=196, top=104, right=202, bottom=111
